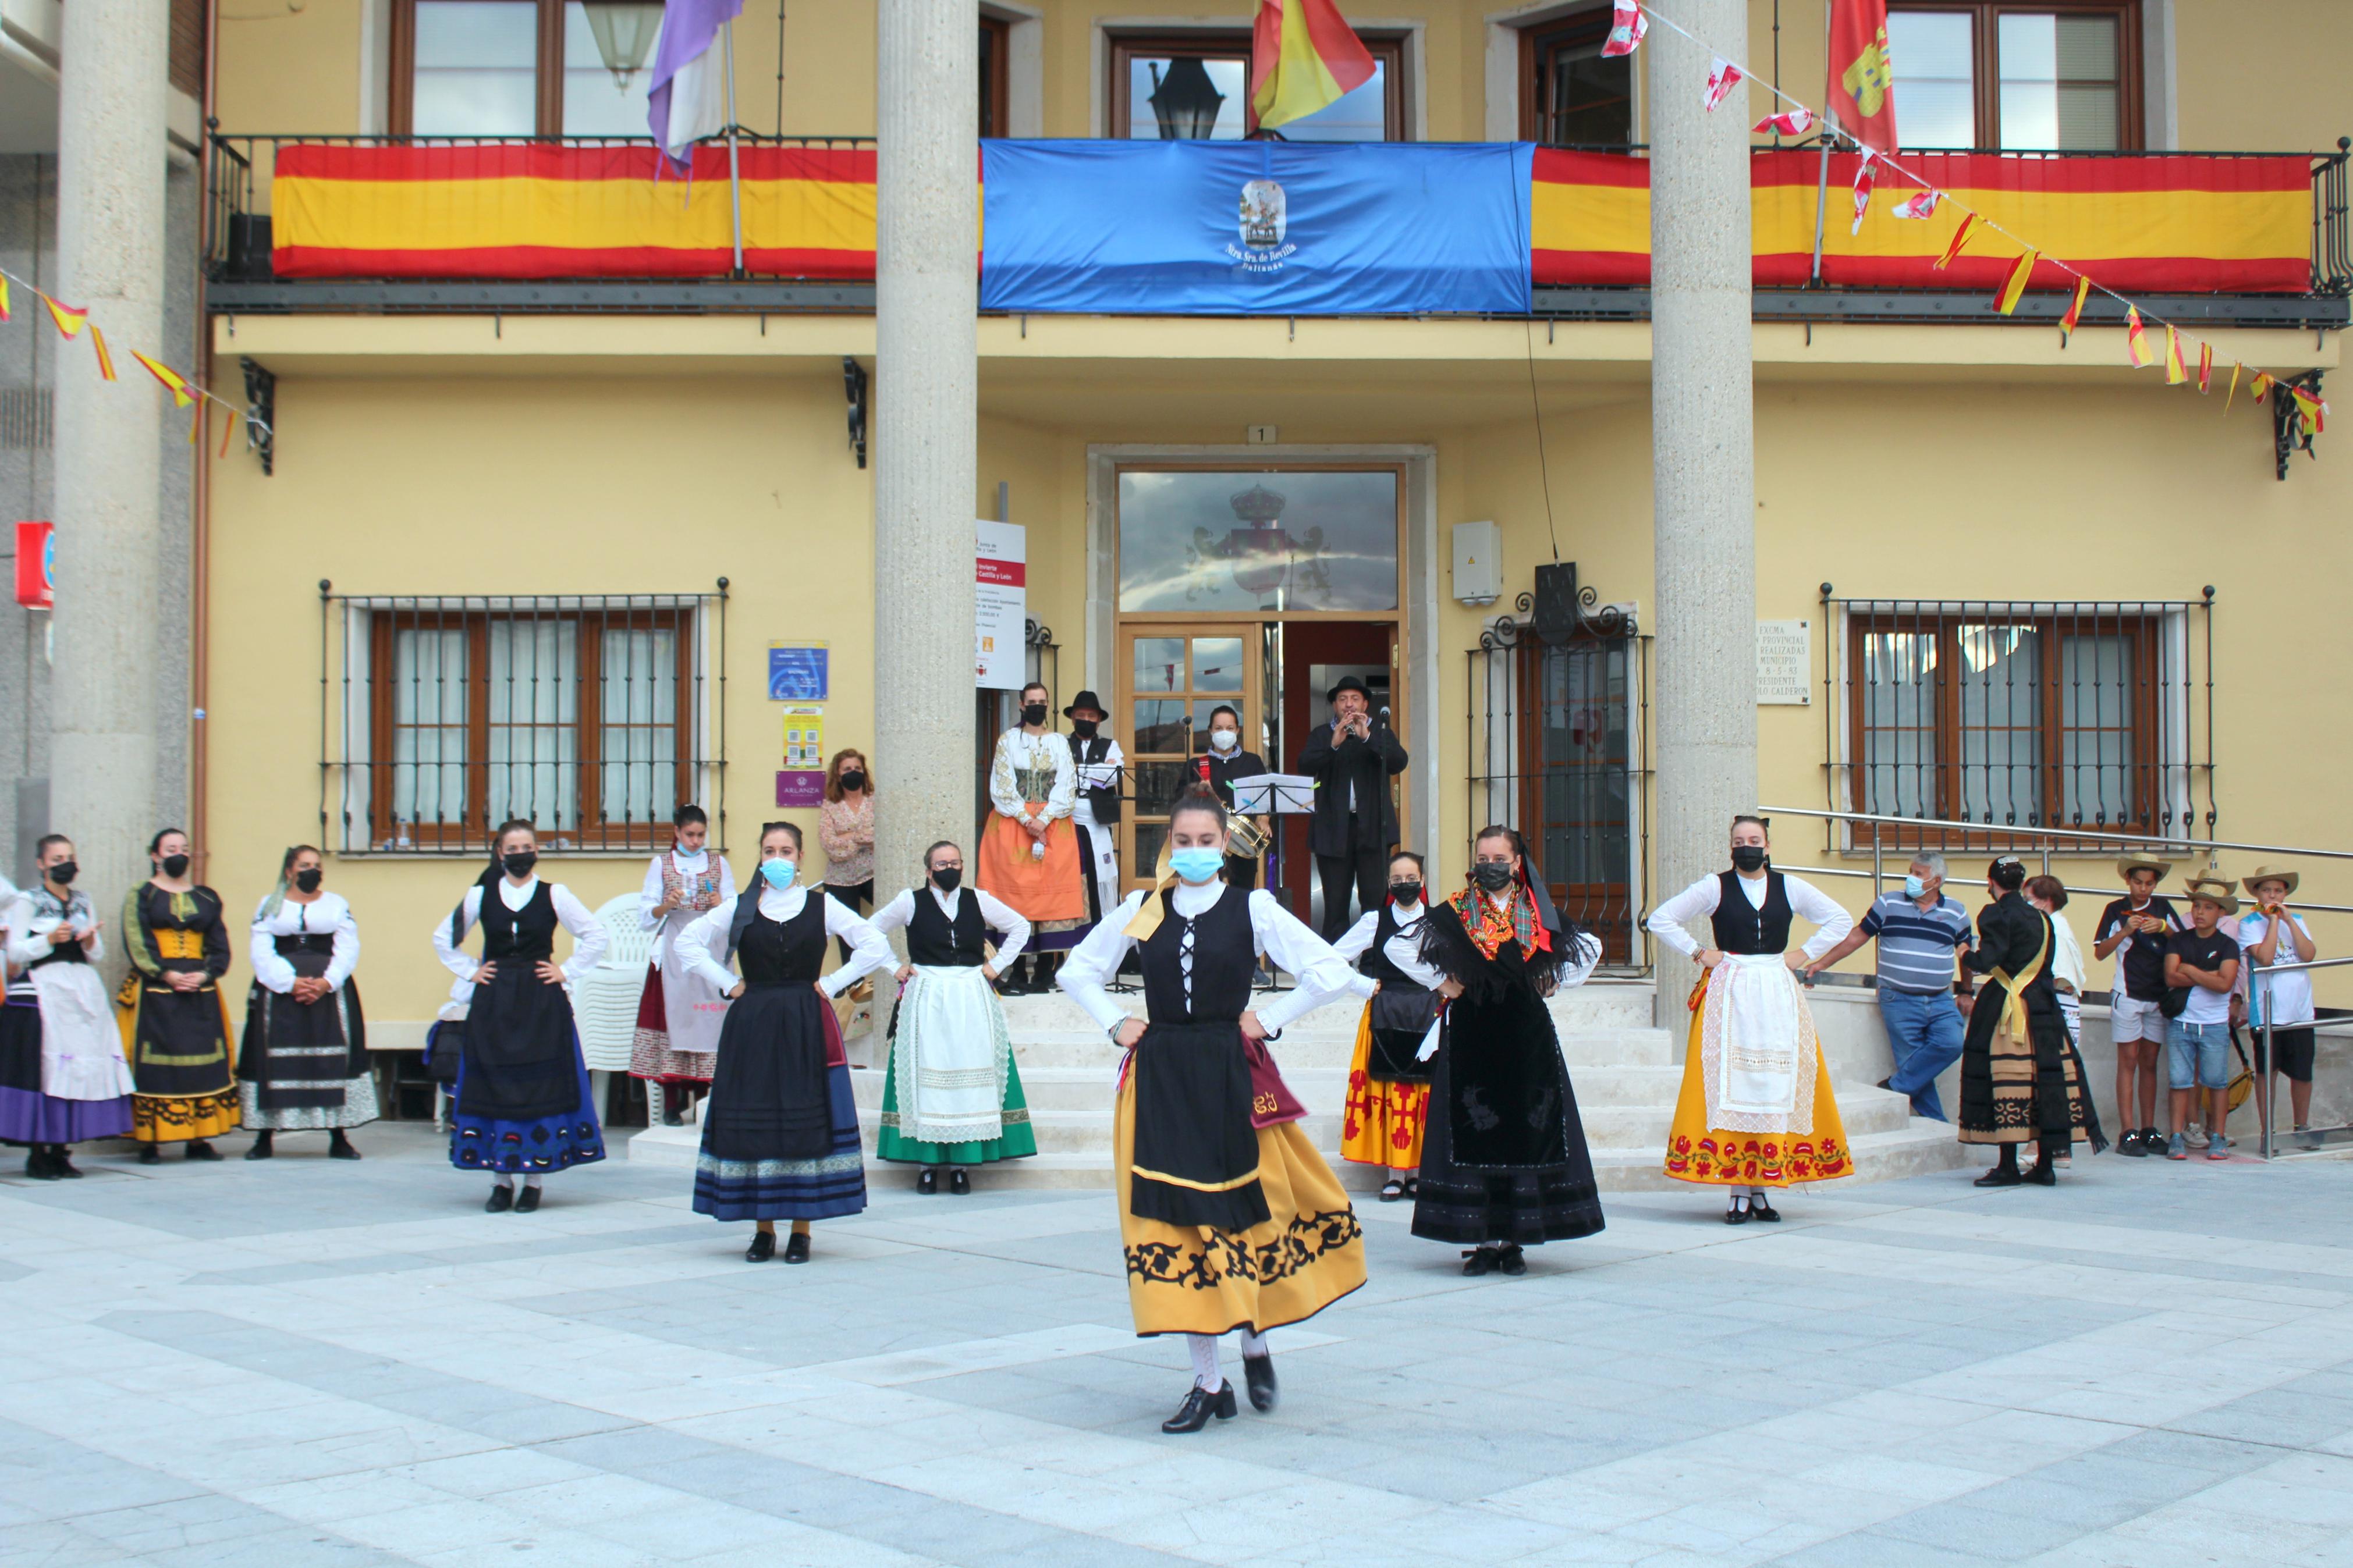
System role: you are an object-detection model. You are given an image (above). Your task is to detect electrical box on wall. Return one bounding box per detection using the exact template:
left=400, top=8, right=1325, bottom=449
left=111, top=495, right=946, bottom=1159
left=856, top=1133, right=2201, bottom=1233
left=1451, top=520, right=1502, bottom=605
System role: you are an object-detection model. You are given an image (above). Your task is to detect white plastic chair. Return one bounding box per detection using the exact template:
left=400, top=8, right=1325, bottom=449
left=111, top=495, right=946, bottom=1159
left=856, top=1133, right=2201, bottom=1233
left=574, top=892, right=651, bottom=1075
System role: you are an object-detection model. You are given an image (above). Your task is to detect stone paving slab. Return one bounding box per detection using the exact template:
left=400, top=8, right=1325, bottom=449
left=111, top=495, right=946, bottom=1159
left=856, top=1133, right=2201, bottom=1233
left=2, top=1123, right=2350, bottom=1567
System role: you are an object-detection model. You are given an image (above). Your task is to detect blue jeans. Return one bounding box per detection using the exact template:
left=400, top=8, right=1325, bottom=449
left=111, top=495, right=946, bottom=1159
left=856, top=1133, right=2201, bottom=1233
left=1880, top=986, right=1966, bottom=1121
left=2167, top=1019, right=2231, bottom=1090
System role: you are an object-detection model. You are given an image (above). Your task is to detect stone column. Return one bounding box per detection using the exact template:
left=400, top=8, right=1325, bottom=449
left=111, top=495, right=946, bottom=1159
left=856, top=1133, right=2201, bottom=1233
left=872, top=0, right=977, bottom=900
left=50, top=0, right=171, bottom=929
left=1648, top=0, right=1756, bottom=1022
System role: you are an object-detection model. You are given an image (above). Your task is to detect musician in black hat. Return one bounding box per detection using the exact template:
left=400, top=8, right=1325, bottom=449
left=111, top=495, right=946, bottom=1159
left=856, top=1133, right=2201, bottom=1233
left=1296, top=674, right=1409, bottom=940
left=1063, top=690, right=1124, bottom=937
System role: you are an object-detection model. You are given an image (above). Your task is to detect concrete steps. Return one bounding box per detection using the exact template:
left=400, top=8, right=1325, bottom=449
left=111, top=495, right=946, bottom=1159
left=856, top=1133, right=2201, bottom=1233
left=627, top=980, right=1972, bottom=1192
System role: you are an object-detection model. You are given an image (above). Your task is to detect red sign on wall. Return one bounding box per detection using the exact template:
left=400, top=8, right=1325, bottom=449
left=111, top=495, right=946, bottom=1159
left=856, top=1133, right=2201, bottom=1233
left=13, top=522, right=53, bottom=610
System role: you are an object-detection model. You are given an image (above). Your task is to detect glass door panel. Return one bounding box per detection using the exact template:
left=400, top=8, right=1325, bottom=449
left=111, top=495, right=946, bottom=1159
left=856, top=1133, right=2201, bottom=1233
left=1120, top=625, right=1260, bottom=893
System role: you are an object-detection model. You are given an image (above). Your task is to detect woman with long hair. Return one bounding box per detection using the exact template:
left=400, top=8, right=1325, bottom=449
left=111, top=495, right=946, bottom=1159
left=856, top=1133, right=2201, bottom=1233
left=241, top=845, right=372, bottom=1160
left=430, top=820, right=609, bottom=1210
left=116, top=829, right=237, bottom=1161
left=676, top=821, right=893, bottom=1262
left=1411, top=828, right=1605, bottom=1275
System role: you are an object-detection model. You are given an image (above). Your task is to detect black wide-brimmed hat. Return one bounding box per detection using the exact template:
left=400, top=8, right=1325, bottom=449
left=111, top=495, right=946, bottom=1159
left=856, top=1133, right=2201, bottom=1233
left=1063, top=689, right=1108, bottom=719
left=1326, top=674, right=1370, bottom=704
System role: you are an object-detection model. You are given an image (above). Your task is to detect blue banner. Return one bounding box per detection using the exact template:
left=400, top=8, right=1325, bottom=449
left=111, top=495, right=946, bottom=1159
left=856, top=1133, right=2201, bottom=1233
left=979, top=140, right=1534, bottom=317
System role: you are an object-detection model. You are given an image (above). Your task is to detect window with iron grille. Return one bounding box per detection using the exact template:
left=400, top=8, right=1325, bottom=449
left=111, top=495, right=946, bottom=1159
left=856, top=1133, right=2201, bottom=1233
left=1836, top=598, right=2210, bottom=839
left=324, top=592, right=724, bottom=854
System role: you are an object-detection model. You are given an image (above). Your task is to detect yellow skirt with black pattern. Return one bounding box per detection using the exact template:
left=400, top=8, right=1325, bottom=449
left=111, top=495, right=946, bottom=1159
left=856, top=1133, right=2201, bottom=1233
left=1113, top=1071, right=1366, bottom=1338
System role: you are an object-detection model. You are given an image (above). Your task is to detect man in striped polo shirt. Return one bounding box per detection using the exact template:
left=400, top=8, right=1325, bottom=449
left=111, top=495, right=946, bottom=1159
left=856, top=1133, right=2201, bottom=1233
left=1807, top=852, right=1975, bottom=1121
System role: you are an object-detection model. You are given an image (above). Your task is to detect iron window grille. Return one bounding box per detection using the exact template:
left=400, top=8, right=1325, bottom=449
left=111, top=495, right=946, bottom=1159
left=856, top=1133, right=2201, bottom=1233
left=1823, top=592, right=2214, bottom=849
left=320, top=587, right=727, bottom=855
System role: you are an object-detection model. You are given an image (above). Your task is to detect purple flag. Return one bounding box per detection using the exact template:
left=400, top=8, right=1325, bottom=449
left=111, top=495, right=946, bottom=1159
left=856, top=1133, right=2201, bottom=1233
left=646, top=0, right=745, bottom=172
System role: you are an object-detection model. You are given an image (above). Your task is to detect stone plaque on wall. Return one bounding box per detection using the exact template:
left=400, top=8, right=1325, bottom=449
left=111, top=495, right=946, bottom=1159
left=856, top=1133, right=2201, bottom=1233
left=1756, top=618, right=1811, bottom=705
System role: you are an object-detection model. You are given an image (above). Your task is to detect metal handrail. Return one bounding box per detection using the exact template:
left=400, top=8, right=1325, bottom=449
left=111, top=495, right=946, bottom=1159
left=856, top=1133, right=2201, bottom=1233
left=1764, top=805, right=2353, bottom=863
left=2247, top=952, right=2353, bottom=1160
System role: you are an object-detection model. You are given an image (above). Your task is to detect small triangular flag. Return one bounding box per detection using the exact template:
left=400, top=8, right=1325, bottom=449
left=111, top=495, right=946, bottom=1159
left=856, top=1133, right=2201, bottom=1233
left=1994, top=250, right=2035, bottom=316
left=1933, top=212, right=1976, bottom=271
left=2059, top=275, right=2090, bottom=344
left=2125, top=307, right=2152, bottom=368
left=2249, top=370, right=2276, bottom=403
left=2163, top=326, right=2187, bottom=385
left=2196, top=342, right=2213, bottom=393
left=131, top=350, right=196, bottom=407
left=0, top=273, right=10, bottom=323
left=2224, top=361, right=2242, bottom=413
left=40, top=293, right=87, bottom=339
left=90, top=325, right=117, bottom=382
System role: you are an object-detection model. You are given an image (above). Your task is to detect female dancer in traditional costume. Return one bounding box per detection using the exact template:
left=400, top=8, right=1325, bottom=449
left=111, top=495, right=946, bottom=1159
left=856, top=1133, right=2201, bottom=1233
left=242, top=847, right=372, bottom=1160
left=869, top=840, right=1037, bottom=1192
left=1332, top=852, right=1454, bottom=1201
left=117, top=829, right=237, bottom=1161
left=430, top=820, right=608, bottom=1209
left=678, top=821, right=893, bottom=1262
left=1648, top=816, right=1855, bottom=1221
left=630, top=804, right=736, bottom=1123
left=1961, top=856, right=2103, bottom=1184
left=1058, top=789, right=1366, bottom=1433
left=2, top=837, right=133, bottom=1176
left=978, top=682, right=1087, bottom=992
left=1410, top=828, right=1605, bottom=1275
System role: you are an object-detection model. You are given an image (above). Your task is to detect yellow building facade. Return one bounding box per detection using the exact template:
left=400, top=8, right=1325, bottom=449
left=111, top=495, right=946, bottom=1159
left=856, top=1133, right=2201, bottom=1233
left=200, top=1, right=2352, bottom=1037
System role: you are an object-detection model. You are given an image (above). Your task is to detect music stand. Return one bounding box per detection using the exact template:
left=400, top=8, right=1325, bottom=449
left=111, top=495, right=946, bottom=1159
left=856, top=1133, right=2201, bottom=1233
left=1229, top=774, right=1317, bottom=991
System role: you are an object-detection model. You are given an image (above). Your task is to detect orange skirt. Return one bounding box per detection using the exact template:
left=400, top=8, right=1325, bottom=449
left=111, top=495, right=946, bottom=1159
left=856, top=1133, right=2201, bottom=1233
left=1662, top=969, right=1852, bottom=1189
left=976, top=812, right=1088, bottom=931
left=1340, top=1004, right=1428, bottom=1169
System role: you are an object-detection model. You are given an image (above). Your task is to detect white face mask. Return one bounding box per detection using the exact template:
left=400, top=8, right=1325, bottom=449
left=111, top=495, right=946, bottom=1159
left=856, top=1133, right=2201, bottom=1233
left=1208, top=729, right=1239, bottom=753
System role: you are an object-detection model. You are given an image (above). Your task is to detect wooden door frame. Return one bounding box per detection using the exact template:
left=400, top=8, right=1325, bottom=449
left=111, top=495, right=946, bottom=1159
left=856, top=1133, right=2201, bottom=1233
left=1115, top=621, right=1265, bottom=895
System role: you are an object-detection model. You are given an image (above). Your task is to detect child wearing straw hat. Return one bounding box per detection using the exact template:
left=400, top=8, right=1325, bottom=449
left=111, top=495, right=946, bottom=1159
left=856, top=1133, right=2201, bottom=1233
left=2238, top=865, right=2320, bottom=1148
left=2162, top=879, right=2242, bottom=1162
left=2093, top=856, right=2186, bottom=1157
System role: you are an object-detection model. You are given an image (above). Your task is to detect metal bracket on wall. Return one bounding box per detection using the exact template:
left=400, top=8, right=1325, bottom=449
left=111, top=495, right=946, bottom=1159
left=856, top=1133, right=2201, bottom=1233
left=842, top=356, right=868, bottom=470
left=2274, top=370, right=2323, bottom=480
left=239, top=357, right=276, bottom=476
left=1481, top=561, right=1637, bottom=649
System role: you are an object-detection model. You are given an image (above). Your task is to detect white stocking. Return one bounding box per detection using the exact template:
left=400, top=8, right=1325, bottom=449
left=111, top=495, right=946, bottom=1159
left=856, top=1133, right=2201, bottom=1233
left=524, top=1173, right=545, bottom=1189
left=1749, top=1186, right=1768, bottom=1202
left=494, top=1172, right=516, bottom=1190
left=1727, top=1190, right=1746, bottom=1213
left=1186, top=1334, right=1223, bottom=1392
left=1238, top=1328, right=1270, bottom=1360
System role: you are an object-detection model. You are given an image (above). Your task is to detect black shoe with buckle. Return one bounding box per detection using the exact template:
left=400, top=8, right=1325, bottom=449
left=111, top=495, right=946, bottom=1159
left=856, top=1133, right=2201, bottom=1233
left=745, top=1229, right=776, bottom=1263
left=783, top=1230, right=811, bottom=1264
left=1461, top=1246, right=1498, bottom=1277
left=1749, top=1196, right=1781, bottom=1223
left=1243, top=1356, right=1278, bottom=1412
left=950, top=1169, right=971, bottom=1196
left=917, top=1168, right=938, bottom=1196
left=1496, top=1244, right=1528, bottom=1277
left=1161, top=1382, right=1238, bottom=1433
left=485, top=1185, right=514, bottom=1213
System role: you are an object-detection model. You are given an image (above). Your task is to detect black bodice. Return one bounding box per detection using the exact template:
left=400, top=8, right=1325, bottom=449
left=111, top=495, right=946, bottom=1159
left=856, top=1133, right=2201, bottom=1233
left=734, top=891, right=830, bottom=986
left=907, top=887, right=988, bottom=968
left=1356, top=902, right=1429, bottom=993
left=1138, top=885, right=1257, bottom=1025
left=479, top=880, right=557, bottom=963
left=1709, top=870, right=1793, bottom=956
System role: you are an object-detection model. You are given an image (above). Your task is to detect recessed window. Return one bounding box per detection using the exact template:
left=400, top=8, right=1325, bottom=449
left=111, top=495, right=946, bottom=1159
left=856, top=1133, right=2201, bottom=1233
left=1886, top=3, right=2138, bottom=150
left=1520, top=9, right=1635, bottom=145
left=1106, top=31, right=1405, bottom=142
left=395, top=0, right=669, bottom=138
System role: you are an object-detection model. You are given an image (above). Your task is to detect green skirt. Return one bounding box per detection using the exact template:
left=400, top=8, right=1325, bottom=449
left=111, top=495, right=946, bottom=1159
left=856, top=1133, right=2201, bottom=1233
left=874, top=1052, right=1038, bottom=1166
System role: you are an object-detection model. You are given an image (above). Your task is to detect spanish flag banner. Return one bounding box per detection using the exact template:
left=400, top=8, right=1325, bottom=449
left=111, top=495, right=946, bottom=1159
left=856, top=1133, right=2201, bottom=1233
left=2125, top=306, right=2152, bottom=367
left=1933, top=211, right=1976, bottom=272
left=40, top=293, right=87, bottom=339
left=2250, top=370, right=2276, bottom=403
left=2059, top=275, right=2090, bottom=342
left=2197, top=341, right=2213, bottom=393
left=2164, top=325, right=2187, bottom=384
left=2224, top=361, right=2243, bottom=412
left=2292, top=387, right=2327, bottom=435
left=0, top=273, right=9, bottom=323
left=132, top=349, right=196, bottom=407
left=88, top=325, right=116, bottom=382
left=1250, top=0, right=1376, bottom=131
left=1994, top=249, right=2035, bottom=315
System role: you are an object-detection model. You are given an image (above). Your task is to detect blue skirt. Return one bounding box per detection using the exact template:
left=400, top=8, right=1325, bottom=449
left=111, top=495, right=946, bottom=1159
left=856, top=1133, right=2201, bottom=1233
left=447, top=1043, right=606, bottom=1174
left=693, top=1062, right=866, bottom=1222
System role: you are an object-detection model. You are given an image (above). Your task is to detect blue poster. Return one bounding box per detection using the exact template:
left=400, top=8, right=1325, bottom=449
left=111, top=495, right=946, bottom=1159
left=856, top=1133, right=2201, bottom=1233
left=979, top=140, right=1534, bottom=317
left=768, top=643, right=828, bottom=702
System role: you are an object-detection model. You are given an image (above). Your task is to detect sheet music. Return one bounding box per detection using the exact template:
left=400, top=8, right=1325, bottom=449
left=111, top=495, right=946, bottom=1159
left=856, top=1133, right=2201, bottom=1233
left=1230, top=773, right=1316, bottom=815
left=1074, top=762, right=1123, bottom=792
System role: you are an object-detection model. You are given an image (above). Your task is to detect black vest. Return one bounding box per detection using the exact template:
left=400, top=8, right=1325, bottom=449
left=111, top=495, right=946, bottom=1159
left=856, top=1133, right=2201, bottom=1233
left=1355, top=902, right=1430, bottom=993
left=1070, top=733, right=1120, bottom=824
left=1138, top=886, right=1256, bottom=1025
left=728, top=890, right=830, bottom=985
left=1710, top=870, right=1794, bottom=955
left=479, top=880, right=558, bottom=962
left=907, top=887, right=988, bottom=967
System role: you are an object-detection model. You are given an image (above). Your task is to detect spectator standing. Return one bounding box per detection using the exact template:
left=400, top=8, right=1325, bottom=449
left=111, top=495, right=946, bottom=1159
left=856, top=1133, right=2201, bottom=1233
left=1806, top=852, right=1972, bottom=1121
left=2024, top=876, right=2100, bottom=1170
left=2163, top=880, right=2241, bottom=1162
left=2238, top=865, right=2319, bottom=1149
left=1296, top=675, right=1408, bottom=940
left=2093, top=857, right=2186, bottom=1157
left=817, top=751, right=876, bottom=973
left=1197, top=705, right=1268, bottom=890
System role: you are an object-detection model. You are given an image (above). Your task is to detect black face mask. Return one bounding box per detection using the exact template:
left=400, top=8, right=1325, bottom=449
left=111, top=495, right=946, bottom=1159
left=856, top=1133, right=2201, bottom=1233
left=294, top=867, right=323, bottom=894
left=931, top=866, right=963, bottom=894
left=1471, top=862, right=1515, bottom=892
left=502, top=851, right=538, bottom=878
left=47, top=859, right=76, bottom=886
left=160, top=853, right=191, bottom=879
left=1389, top=880, right=1422, bottom=905
left=1021, top=703, right=1049, bottom=727
left=839, top=770, right=867, bottom=793
left=1731, top=845, right=1769, bottom=873
left=1071, top=719, right=1099, bottom=740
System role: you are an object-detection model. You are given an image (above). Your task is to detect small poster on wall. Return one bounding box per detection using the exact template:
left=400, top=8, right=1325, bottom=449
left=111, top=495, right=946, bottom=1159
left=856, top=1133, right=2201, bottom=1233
left=769, top=642, right=829, bottom=701
left=976, top=520, right=1027, bottom=690
left=776, top=771, right=825, bottom=808
left=782, top=705, right=825, bottom=770
left=1755, top=619, right=1812, bottom=705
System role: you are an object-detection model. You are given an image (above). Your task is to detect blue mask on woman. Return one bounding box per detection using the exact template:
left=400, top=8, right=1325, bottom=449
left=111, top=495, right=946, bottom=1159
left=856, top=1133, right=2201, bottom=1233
left=1170, top=847, right=1224, bottom=885
left=760, top=858, right=798, bottom=890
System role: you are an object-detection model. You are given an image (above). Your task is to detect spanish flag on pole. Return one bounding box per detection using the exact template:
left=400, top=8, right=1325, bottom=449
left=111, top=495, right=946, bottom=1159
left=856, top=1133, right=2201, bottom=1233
left=1251, top=0, right=1376, bottom=131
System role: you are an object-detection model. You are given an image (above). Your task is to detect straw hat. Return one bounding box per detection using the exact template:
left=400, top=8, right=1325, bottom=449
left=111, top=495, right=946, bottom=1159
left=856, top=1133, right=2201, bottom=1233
left=2240, top=863, right=2301, bottom=897
left=2181, top=877, right=2239, bottom=916
left=2115, top=855, right=2172, bottom=880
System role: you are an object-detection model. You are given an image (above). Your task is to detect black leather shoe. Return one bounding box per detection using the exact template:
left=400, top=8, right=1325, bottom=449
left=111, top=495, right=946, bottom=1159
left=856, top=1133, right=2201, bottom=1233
left=485, top=1185, right=514, bottom=1213
left=1974, top=1166, right=2023, bottom=1187
left=1497, top=1244, right=1528, bottom=1277
left=745, top=1229, right=776, bottom=1263
left=2118, top=1129, right=2146, bottom=1157
left=328, top=1133, right=361, bottom=1161
left=1724, top=1203, right=1750, bottom=1225
left=24, top=1149, right=59, bottom=1181
left=514, top=1185, right=542, bottom=1213
left=783, top=1230, right=811, bottom=1264
left=185, top=1140, right=222, bottom=1161
left=1461, top=1247, right=1498, bottom=1277
left=137, top=1144, right=161, bottom=1165
left=917, top=1168, right=938, bottom=1195
left=662, top=1103, right=684, bottom=1127
left=1749, top=1196, right=1781, bottom=1223
left=1161, top=1382, right=1238, bottom=1433
left=244, top=1133, right=274, bottom=1160
left=51, top=1148, right=83, bottom=1179
left=2024, top=1162, right=2057, bottom=1186
left=1378, top=1180, right=1404, bottom=1203
left=950, top=1169, right=971, bottom=1196
left=1243, top=1355, right=1278, bottom=1412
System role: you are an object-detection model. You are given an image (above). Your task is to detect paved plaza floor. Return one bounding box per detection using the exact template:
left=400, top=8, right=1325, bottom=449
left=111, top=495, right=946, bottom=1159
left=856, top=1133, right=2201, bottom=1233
left=2, top=1123, right=2350, bottom=1568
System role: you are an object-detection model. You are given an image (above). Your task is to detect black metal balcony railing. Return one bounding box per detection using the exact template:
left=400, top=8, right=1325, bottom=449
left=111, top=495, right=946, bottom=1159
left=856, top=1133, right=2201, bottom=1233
left=201, top=131, right=2351, bottom=327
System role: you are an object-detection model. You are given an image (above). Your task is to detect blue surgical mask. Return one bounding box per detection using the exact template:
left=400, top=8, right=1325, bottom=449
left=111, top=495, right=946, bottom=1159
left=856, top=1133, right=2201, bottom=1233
left=1170, top=847, right=1224, bottom=885
left=760, top=858, right=798, bottom=890
left=1904, top=874, right=1926, bottom=899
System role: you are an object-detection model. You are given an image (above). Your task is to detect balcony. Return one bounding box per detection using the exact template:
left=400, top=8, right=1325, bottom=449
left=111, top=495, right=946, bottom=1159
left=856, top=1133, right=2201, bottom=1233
left=203, top=132, right=2351, bottom=330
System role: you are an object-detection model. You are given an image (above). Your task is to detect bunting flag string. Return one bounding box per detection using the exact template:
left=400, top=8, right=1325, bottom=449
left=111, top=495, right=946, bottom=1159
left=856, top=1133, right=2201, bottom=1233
left=0, top=274, right=10, bottom=323
left=2225, top=361, right=2244, bottom=413
left=88, top=326, right=116, bottom=383
left=1889, top=190, right=1939, bottom=221
left=1626, top=2, right=2328, bottom=435
left=2198, top=342, right=2214, bottom=394
left=0, top=264, right=268, bottom=440
left=1703, top=58, right=1744, bottom=113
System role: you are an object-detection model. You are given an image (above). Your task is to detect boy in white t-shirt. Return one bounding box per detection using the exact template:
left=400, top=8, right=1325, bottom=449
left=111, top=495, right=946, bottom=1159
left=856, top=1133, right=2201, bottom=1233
left=2238, top=865, right=2319, bottom=1148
